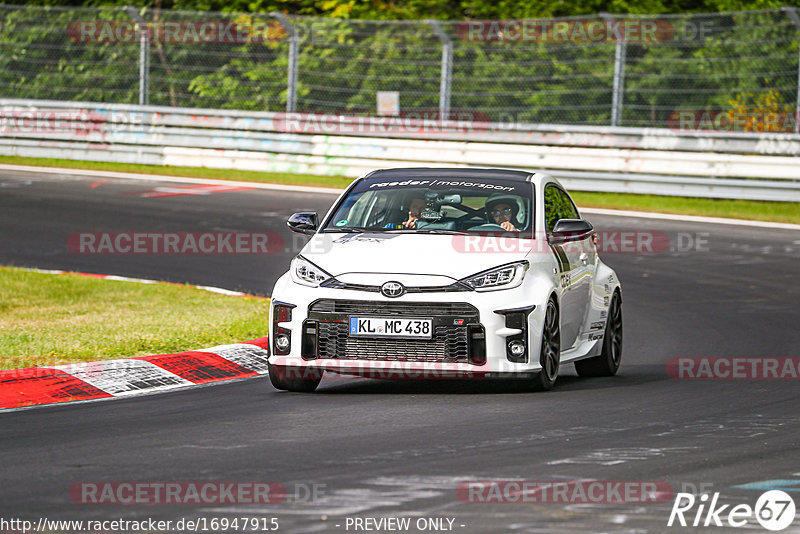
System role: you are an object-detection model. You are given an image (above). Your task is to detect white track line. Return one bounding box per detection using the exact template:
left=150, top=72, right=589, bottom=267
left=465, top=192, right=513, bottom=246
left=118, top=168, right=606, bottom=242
left=0, top=163, right=343, bottom=195
left=580, top=207, right=800, bottom=230
left=19, top=267, right=258, bottom=298
left=2, top=163, right=798, bottom=230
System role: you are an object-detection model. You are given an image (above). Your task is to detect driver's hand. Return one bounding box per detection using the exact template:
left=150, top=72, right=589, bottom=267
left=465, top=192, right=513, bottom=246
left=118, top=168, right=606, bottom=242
left=402, top=211, right=417, bottom=228
left=500, top=221, right=517, bottom=231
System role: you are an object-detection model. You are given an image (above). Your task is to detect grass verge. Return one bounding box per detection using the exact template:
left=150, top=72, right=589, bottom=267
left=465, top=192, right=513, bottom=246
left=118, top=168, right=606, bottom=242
left=0, top=155, right=797, bottom=224
left=0, top=155, right=354, bottom=189
left=0, top=266, right=269, bottom=370
left=571, top=192, right=800, bottom=225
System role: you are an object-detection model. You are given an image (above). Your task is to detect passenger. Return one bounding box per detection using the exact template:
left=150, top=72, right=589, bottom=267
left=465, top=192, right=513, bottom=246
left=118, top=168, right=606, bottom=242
left=485, top=195, right=520, bottom=231
left=401, top=196, right=427, bottom=229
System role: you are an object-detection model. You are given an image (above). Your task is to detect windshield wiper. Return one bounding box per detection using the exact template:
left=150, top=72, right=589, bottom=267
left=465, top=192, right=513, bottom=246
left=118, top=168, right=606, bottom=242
left=381, top=228, right=468, bottom=235
left=322, top=227, right=368, bottom=233
left=413, top=229, right=468, bottom=235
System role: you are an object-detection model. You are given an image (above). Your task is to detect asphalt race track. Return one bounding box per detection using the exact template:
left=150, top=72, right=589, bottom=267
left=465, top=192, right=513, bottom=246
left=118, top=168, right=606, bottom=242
left=2, top=168, right=800, bottom=533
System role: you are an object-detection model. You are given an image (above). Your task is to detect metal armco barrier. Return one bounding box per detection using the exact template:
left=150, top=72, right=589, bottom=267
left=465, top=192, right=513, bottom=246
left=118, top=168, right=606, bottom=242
left=1, top=99, right=799, bottom=202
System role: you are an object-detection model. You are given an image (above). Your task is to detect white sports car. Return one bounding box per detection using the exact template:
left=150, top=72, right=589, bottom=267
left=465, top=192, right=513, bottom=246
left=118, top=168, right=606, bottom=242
left=268, top=168, right=622, bottom=392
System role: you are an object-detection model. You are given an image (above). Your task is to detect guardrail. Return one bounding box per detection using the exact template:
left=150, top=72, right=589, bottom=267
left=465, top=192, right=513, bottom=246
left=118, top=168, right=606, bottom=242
left=1, top=99, right=799, bottom=202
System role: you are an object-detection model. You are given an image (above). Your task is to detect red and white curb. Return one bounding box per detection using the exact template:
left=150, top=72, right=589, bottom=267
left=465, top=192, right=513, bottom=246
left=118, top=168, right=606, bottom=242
left=0, top=268, right=271, bottom=411
left=0, top=338, right=271, bottom=411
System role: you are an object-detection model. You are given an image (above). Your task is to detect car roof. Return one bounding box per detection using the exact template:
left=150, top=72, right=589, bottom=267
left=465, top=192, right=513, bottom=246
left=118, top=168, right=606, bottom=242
left=363, top=167, right=537, bottom=182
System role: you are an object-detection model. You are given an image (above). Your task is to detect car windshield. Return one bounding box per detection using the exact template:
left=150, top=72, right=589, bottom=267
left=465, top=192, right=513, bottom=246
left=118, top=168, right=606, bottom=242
left=322, top=177, right=533, bottom=236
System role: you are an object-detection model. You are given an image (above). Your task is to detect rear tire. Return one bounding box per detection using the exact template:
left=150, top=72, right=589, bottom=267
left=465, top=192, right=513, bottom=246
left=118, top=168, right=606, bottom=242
left=268, top=361, right=322, bottom=392
left=575, top=290, right=623, bottom=377
left=531, top=299, right=560, bottom=391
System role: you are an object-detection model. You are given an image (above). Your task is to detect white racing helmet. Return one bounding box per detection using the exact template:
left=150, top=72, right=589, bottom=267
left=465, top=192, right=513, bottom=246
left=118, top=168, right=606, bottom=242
left=485, top=193, right=523, bottom=225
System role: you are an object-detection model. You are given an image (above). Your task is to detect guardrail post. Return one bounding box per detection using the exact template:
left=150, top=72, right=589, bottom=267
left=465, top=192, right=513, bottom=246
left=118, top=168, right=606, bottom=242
left=782, top=7, right=800, bottom=133
left=125, top=6, right=150, bottom=106
left=271, top=12, right=299, bottom=113
left=428, top=20, right=452, bottom=118
left=602, top=13, right=626, bottom=127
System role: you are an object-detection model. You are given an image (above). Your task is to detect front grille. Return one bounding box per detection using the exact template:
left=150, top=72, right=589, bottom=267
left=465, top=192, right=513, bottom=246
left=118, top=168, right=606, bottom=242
left=317, top=322, right=468, bottom=362
left=306, top=300, right=480, bottom=363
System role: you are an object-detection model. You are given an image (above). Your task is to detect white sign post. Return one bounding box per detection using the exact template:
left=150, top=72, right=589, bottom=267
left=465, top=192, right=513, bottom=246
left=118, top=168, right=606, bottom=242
left=377, top=91, right=400, bottom=116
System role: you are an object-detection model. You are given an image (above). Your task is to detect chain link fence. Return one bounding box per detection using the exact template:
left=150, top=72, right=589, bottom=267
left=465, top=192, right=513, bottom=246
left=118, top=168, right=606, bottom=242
left=1, top=4, right=799, bottom=130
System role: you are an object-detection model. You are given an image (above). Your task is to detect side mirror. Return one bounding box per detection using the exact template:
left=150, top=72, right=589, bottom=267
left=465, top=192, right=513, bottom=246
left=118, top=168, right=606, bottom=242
left=287, top=212, right=318, bottom=235
left=550, top=219, right=593, bottom=244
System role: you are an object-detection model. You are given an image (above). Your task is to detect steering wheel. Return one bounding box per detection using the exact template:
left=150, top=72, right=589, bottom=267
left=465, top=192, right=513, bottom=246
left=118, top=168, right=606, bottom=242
left=467, top=223, right=506, bottom=231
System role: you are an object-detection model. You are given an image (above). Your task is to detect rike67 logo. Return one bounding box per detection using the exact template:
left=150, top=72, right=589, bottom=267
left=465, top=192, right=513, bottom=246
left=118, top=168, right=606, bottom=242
left=668, top=490, right=796, bottom=531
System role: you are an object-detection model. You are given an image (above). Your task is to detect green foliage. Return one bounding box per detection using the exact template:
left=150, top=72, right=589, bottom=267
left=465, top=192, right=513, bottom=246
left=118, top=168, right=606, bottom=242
left=0, top=6, right=139, bottom=103
left=1, top=3, right=798, bottom=126
left=14, top=0, right=800, bottom=18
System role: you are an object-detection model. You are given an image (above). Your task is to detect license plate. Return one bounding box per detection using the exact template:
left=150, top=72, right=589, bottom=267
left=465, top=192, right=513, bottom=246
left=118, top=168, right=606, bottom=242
left=349, top=317, right=433, bottom=339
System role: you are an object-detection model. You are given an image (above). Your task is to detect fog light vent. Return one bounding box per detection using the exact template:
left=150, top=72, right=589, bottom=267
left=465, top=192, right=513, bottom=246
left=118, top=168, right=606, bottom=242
left=494, top=305, right=536, bottom=364
left=508, top=340, right=526, bottom=357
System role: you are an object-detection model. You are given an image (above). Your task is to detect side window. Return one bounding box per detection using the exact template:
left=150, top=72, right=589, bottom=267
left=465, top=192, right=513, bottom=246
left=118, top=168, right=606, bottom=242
left=544, top=185, right=560, bottom=232
left=544, top=184, right=580, bottom=233
left=556, top=188, right=580, bottom=221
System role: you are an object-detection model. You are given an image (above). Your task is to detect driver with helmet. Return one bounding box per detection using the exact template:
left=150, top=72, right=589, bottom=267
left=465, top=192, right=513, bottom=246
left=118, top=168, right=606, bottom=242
left=485, top=194, right=520, bottom=231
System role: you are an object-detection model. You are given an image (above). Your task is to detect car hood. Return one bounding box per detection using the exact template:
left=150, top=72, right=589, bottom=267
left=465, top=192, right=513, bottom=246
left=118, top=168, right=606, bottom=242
left=301, top=232, right=537, bottom=280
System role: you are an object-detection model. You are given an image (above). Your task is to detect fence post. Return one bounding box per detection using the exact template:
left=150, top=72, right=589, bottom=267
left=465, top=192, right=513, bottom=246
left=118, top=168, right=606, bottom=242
left=124, top=6, right=149, bottom=106
left=782, top=7, right=800, bottom=133
left=271, top=12, right=299, bottom=113
left=602, top=13, right=626, bottom=127
left=428, top=20, right=452, bottom=118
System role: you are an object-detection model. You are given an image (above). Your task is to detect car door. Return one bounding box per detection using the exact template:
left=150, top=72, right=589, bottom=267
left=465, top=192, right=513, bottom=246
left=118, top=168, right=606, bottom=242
left=544, top=184, right=593, bottom=350
left=561, top=190, right=596, bottom=343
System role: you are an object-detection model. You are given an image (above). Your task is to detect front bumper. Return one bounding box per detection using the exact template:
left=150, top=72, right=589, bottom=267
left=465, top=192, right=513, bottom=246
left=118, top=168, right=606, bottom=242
left=269, top=274, right=549, bottom=377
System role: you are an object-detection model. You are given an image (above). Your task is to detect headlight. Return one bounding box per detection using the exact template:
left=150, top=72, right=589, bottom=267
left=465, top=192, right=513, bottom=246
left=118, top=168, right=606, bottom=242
left=460, top=261, right=529, bottom=291
left=290, top=255, right=332, bottom=287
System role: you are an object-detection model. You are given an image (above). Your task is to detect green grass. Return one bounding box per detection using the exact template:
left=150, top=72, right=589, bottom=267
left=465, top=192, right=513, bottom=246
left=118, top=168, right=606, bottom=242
left=0, top=155, right=354, bottom=189
left=0, top=155, right=797, bottom=224
left=0, top=266, right=269, bottom=370
left=571, top=192, right=800, bottom=224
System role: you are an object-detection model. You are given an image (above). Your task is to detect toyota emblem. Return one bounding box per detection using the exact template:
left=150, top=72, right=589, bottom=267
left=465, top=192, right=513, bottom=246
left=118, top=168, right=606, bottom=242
left=381, top=281, right=405, bottom=298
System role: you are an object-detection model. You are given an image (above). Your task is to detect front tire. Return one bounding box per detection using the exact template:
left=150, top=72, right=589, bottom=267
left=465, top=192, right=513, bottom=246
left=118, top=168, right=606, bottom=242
left=268, top=361, right=322, bottom=392
left=531, top=299, right=560, bottom=391
left=575, top=290, right=622, bottom=377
